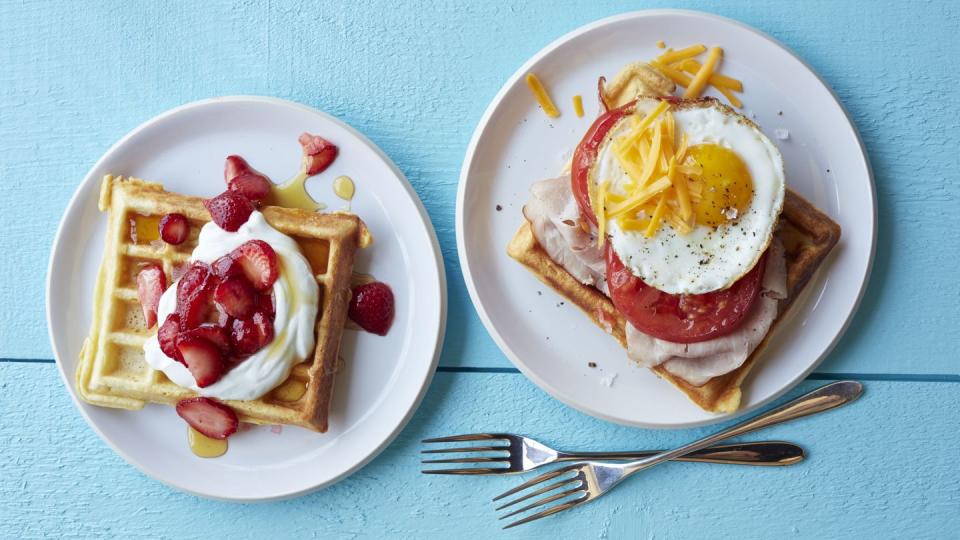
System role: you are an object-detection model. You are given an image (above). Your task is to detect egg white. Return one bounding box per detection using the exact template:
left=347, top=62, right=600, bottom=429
left=597, top=98, right=785, bottom=295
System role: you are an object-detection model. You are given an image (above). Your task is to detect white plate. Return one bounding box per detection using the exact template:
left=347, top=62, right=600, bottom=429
left=47, top=96, right=446, bottom=500
left=457, top=10, right=875, bottom=428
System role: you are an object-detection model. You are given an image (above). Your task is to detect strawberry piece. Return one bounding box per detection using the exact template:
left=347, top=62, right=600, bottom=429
left=348, top=282, right=395, bottom=336
left=224, top=155, right=253, bottom=183
left=175, top=397, right=238, bottom=440
left=177, top=324, right=231, bottom=355
left=158, top=213, right=189, bottom=245
left=211, top=254, right=242, bottom=279
left=176, top=263, right=216, bottom=329
left=136, top=264, right=166, bottom=328
left=230, top=240, right=279, bottom=291
left=203, top=191, right=254, bottom=232
left=257, top=292, right=275, bottom=319
left=214, top=274, right=256, bottom=319
left=230, top=311, right=274, bottom=356
left=176, top=336, right=225, bottom=387
left=158, top=313, right=182, bottom=360
left=298, top=132, right=338, bottom=175
left=225, top=154, right=272, bottom=202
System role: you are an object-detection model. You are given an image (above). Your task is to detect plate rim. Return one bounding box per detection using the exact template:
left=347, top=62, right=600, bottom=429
left=46, top=95, right=447, bottom=501
left=455, top=9, right=876, bottom=429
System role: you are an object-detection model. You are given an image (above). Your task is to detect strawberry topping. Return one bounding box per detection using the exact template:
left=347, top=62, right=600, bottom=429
left=136, top=264, right=166, bottom=328
left=298, top=132, right=338, bottom=175
left=225, top=156, right=272, bottom=203
left=230, top=240, right=279, bottom=291
left=176, top=336, right=225, bottom=387
left=158, top=213, right=189, bottom=245
left=158, top=313, right=181, bottom=360
left=230, top=311, right=274, bottom=356
left=211, top=254, right=242, bottom=279
left=176, top=263, right=217, bottom=328
left=176, top=397, right=238, bottom=440
left=203, top=191, right=254, bottom=232
left=177, top=324, right=231, bottom=355
left=213, top=274, right=257, bottom=319
left=348, top=281, right=394, bottom=336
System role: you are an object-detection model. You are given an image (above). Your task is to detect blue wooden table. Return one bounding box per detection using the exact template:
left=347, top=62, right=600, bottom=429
left=2, top=1, right=958, bottom=538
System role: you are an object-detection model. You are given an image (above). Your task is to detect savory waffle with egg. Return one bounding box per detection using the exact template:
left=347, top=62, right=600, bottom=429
left=76, top=175, right=371, bottom=432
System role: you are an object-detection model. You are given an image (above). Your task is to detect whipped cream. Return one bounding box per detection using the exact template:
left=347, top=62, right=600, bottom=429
left=143, top=211, right=319, bottom=401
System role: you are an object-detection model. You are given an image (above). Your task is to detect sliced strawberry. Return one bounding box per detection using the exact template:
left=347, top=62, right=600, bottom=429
left=211, top=254, right=242, bottom=279
left=214, top=274, right=256, bottom=319
left=177, top=324, right=231, bottom=355
left=230, top=311, right=274, bottom=356
left=228, top=172, right=272, bottom=203
left=158, top=313, right=182, bottom=360
left=136, top=264, right=166, bottom=328
left=230, top=240, right=279, bottom=291
left=298, top=132, right=338, bottom=175
left=176, top=336, right=225, bottom=387
left=175, top=397, right=238, bottom=440
left=158, top=213, right=189, bottom=245
left=348, top=281, right=395, bottom=336
left=224, top=155, right=253, bottom=183
left=176, top=263, right=216, bottom=329
left=257, top=292, right=275, bottom=319
left=203, top=191, right=254, bottom=232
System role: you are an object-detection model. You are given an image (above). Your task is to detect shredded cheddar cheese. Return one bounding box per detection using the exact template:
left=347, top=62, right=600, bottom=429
left=644, top=195, right=668, bottom=237
left=572, top=95, right=584, bottom=117
left=525, top=73, right=560, bottom=118
left=677, top=59, right=743, bottom=91
left=656, top=44, right=707, bottom=65
left=683, top=47, right=722, bottom=99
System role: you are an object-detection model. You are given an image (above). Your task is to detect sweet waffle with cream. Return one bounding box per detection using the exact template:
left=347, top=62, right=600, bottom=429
left=76, top=175, right=371, bottom=432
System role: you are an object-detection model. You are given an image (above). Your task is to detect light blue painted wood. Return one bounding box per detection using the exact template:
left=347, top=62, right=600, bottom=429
left=1, top=364, right=957, bottom=539
left=0, top=1, right=958, bottom=375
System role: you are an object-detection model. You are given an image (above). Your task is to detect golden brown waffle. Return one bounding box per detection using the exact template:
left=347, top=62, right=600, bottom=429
left=507, top=189, right=840, bottom=413
left=77, top=176, right=371, bottom=432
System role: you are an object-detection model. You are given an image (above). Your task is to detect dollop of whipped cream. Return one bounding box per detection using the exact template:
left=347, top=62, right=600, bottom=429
left=143, top=211, right=319, bottom=401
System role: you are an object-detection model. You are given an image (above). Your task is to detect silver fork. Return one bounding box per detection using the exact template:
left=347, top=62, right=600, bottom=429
left=422, top=435, right=803, bottom=474
left=493, top=380, right=863, bottom=529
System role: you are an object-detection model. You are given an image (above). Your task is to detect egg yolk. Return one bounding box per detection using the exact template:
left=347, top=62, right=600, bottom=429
left=684, top=144, right=753, bottom=227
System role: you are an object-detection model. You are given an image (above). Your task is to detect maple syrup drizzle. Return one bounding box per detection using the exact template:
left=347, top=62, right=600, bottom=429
left=187, top=426, right=228, bottom=458
left=266, top=172, right=327, bottom=212
left=272, top=379, right=307, bottom=402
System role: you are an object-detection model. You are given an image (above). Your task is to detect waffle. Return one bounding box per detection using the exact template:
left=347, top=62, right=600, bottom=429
left=76, top=175, right=371, bottom=432
left=507, top=189, right=840, bottom=413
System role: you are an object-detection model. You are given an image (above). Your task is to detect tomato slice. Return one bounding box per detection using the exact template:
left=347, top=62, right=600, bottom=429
left=571, top=101, right=636, bottom=225
left=605, top=245, right=767, bottom=344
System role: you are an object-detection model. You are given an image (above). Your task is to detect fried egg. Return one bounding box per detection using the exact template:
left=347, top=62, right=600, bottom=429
left=595, top=97, right=785, bottom=295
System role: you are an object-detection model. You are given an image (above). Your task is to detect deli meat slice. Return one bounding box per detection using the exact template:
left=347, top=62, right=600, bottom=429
left=625, top=239, right=788, bottom=386
left=523, top=175, right=608, bottom=294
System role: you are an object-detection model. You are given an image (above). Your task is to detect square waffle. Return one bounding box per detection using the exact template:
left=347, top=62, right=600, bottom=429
left=507, top=189, right=840, bottom=413
left=76, top=175, right=371, bottom=432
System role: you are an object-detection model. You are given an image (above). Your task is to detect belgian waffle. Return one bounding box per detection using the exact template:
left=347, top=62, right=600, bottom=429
left=507, top=189, right=840, bottom=413
left=76, top=175, right=371, bottom=432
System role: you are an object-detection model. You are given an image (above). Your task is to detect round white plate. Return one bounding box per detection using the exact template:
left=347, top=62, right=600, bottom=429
left=457, top=10, right=875, bottom=428
left=48, top=96, right=446, bottom=500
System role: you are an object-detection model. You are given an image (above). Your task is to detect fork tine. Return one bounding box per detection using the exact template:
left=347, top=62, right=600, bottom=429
left=502, top=494, right=589, bottom=529
left=498, top=486, right=585, bottom=520
left=492, top=464, right=581, bottom=502
left=421, top=434, right=506, bottom=443
left=421, top=467, right=506, bottom=475
left=420, top=445, right=510, bottom=454
left=495, top=476, right=582, bottom=511
left=420, top=457, right=507, bottom=465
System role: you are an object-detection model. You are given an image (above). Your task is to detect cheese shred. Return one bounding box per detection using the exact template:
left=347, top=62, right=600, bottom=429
left=525, top=73, right=560, bottom=118
left=683, top=47, right=722, bottom=99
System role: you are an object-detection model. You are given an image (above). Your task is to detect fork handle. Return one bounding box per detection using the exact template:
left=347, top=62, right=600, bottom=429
left=624, top=381, right=863, bottom=474
left=554, top=441, right=803, bottom=466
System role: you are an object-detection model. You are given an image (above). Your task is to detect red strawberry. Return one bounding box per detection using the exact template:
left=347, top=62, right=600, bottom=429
left=348, top=281, right=394, bottom=336
left=214, top=274, right=256, bottom=319
left=175, top=397, right=238, bottom=440
left=224, top=155, right=252, bottom=183
left=176, top=263, right=216, bottom=328
left=203, top=191, right=254, bottom=232
left=136, top=264, right=166, bottom=328
left=298, top=132, right=338, bottom=175
left=158, top=313, right=182, bottom=360
left=257, top=292, right=275, bottom=319
left=211, top=254, right=242, bottom=279
left=230, top=240, right=279, bottom=291
left=230, top=311, right=274, bottom=356
left=228, top=173, right=272, bottom=203
left=158, top=213, right=189, bottom=245
left=177, top=324, right=231, bottom=355
left=176, top=336, right=225, bottom=387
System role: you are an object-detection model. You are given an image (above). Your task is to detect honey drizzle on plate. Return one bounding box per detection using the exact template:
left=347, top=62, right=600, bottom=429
left=271, top=379, right=307, bottom=402
left=187, top=426, right=228, bottom=458
left=265, top=172, right=327, bottom=212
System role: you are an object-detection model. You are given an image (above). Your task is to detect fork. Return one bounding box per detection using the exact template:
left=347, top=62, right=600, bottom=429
left=421, top=435, right=803, bottom=474
left=493, top=380, right=863, bottom=528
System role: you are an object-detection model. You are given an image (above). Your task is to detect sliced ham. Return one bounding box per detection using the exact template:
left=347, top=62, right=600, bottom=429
left=523, top=175, right=608, bottom=294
